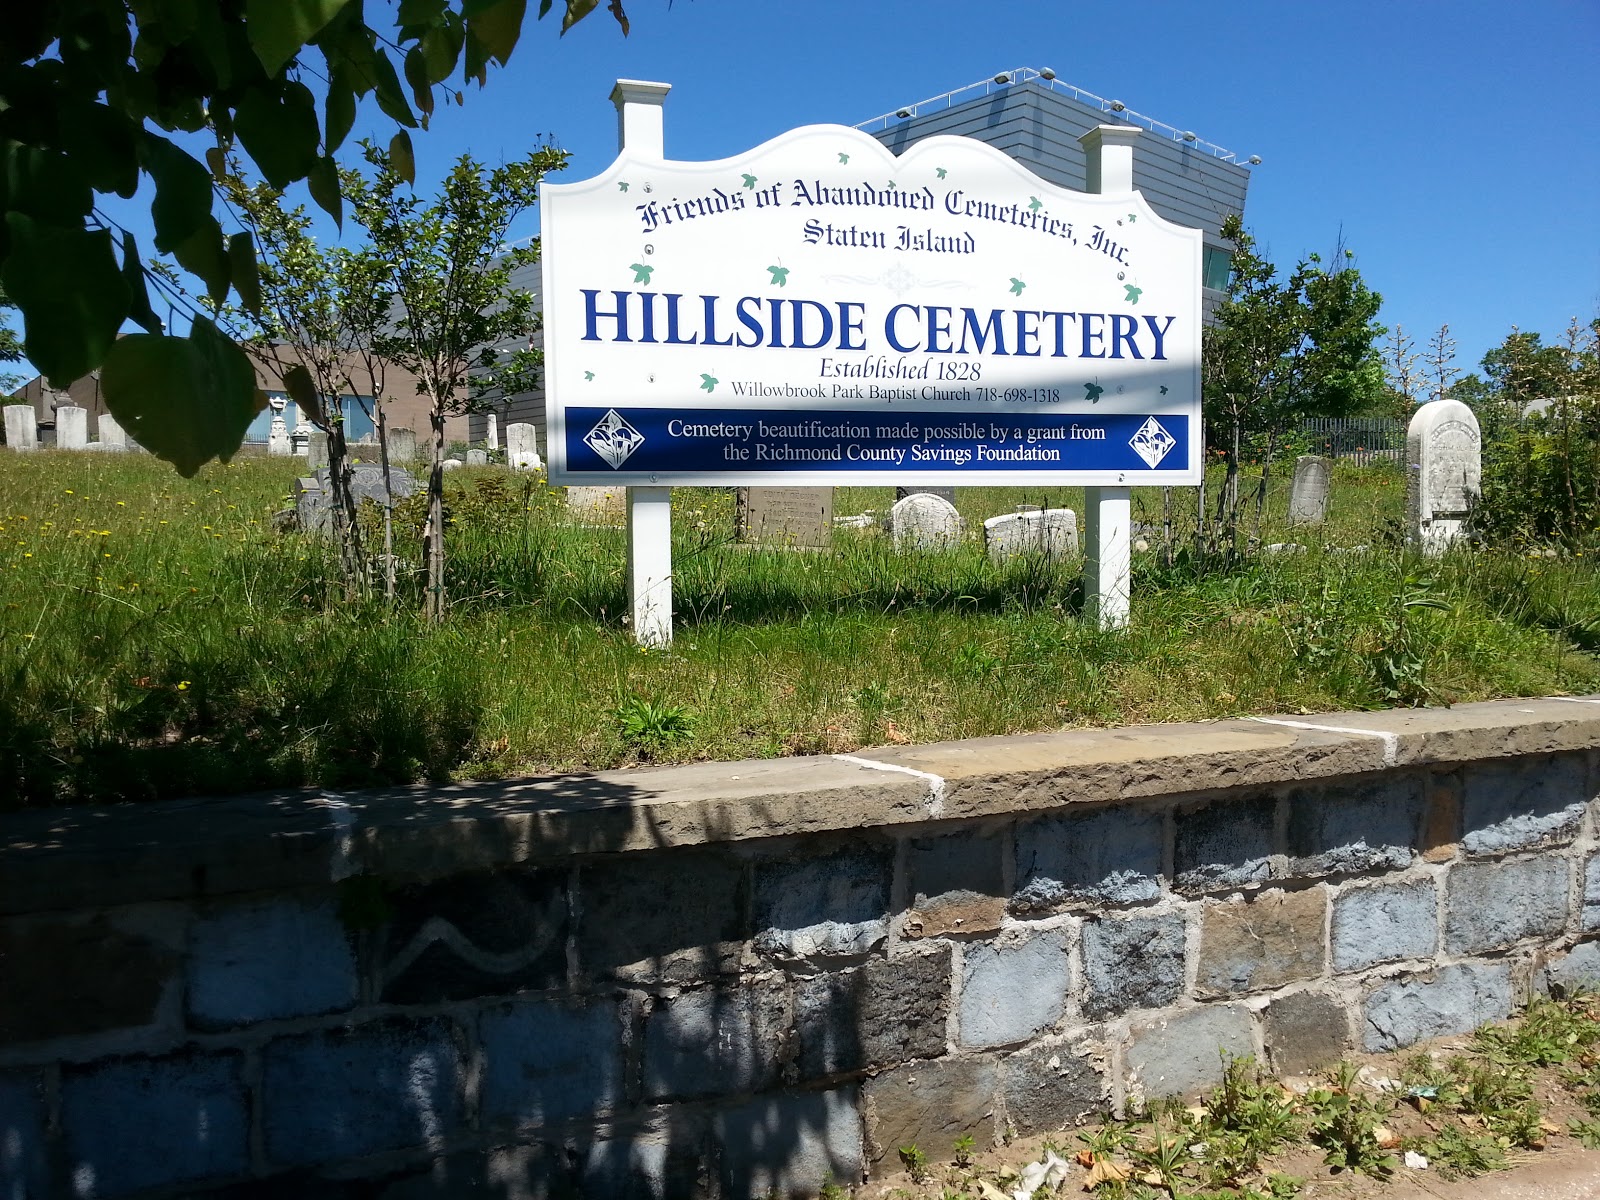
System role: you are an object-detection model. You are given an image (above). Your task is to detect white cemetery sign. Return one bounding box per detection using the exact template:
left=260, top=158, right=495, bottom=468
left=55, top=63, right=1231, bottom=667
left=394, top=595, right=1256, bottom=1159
left=542, top=129, right=1201, bottom=490
left=543, top=80, right=1201, bottom=644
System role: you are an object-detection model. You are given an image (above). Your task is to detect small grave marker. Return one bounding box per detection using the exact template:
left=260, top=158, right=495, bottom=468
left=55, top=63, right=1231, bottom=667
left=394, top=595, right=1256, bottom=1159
left=506, top=423, right=542, bottom=470
left=1407, top=400, right=1481, bottom=555
left=1287, top=455, right=1330, bottom=526
left=890, top=492, right=965, bottom=551
left=4, top=405, right=38, bottom=451
left=735, top=487, right=833, bottom=547
left=55, top=406, right=88, bottom=450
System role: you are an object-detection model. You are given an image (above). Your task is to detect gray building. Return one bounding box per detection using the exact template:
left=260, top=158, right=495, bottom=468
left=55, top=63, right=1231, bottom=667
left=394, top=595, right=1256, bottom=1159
left=474, top=67, right=1254, bottom=452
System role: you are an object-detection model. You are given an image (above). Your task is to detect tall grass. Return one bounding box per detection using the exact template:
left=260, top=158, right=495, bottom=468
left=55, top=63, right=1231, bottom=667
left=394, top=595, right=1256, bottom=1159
left=2, top=451, right=1596, bottom=809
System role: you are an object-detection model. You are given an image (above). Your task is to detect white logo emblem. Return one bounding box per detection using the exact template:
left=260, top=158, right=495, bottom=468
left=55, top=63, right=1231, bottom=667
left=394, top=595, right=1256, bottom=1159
left=584, top=409, right=644, bottom=469
left=1129, top=416, right=1176, bottom=468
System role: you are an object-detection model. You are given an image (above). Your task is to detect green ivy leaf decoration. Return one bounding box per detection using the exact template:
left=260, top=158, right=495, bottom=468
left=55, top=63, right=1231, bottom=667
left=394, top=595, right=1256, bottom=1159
left=629, top=262, right=653, bottom=284
left=741, top=173, right=757, bottom=189
left=1124, top=284, right=1142, bottom=304
left=1027, top=196, right=1042, bottom=213
left=584, top=371, right=595, bottom=381
left=1008, top=278, right=1025, bottom=296
left=700, top=373, right=718, bottom=393
left=936, top=167, right=947, bottom=179
left=1083, top=381, right=1104, bottom=402
left=767, top=265, right=789, bottom=287
left=837, top=152, right=849, bottom=164
left=618, top=181, right=629, bottom=192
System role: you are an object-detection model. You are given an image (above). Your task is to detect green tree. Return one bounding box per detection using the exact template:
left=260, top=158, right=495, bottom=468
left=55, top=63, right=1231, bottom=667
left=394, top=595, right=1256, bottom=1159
left=221, top=167, right=395, bottom=594
left=0, top=283, right=23, bottom=393
left=0, top=0, right=626, bottom=475
left=1202, top=214, right=1385, bottom=548
left=344, top=140, right=563, bottom=622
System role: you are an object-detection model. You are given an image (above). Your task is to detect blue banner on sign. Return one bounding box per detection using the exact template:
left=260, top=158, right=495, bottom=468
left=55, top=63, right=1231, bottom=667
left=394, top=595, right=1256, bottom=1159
left=564, top=407, right=1189, bottom=475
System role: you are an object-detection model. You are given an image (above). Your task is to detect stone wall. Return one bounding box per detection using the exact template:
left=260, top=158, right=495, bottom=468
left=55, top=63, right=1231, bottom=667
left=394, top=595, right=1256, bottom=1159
left=3, top=698, right=1600, bottom=1198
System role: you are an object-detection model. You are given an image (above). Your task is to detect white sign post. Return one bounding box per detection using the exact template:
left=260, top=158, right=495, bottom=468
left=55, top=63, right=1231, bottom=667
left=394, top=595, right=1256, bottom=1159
left=547, top=80, right=1203, bottom=646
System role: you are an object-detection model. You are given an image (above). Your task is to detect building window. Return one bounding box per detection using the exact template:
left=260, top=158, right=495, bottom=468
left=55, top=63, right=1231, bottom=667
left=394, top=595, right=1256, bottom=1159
left=1203, top=246, right=1232, bottom=292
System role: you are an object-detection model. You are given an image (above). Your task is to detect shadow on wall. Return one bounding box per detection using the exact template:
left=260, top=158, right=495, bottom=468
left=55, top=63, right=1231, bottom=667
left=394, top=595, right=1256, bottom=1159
left=1, top=771, right=889, bottom=1198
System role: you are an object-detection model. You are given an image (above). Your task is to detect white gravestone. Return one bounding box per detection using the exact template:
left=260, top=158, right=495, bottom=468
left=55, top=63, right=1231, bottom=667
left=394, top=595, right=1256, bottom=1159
left=1407, top=399, right=1481, bottom=556
left=55, top=405, right=88, bottom=450
left=889, top=492, right=965, bottom=552
left=385, top=427, right=417, bottom=464
left=486, top=414, right=500, bottom=451
left=1287, top=455, right=1331, bottom=527
left=506, top=422, right=542, bottom=470
left=267, top=405, right=291, bottom=456
left=984, top=509, right=1079, bottom=563
left=4, top=405, right=38, bottom=451
left=465, top=448, right=488, bottom=467
left=97, top=412, right=128, bottom=450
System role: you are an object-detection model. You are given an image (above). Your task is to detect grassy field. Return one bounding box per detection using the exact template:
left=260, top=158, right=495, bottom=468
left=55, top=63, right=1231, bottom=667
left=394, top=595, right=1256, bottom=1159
left=2, top=450, right=1597, bottom=808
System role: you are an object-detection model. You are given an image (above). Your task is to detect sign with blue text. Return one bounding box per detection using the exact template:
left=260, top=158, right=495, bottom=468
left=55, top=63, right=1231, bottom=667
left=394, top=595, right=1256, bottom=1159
left=541, top=124, right=1202, bottom=485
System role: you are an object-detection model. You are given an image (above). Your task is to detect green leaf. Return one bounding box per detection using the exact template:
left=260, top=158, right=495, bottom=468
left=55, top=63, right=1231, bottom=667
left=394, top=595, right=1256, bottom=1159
left=465, top=0, right=526, bottom=63
left=0, top=142, right=94, bottom=224
left=370, top=49, right=419, bottom=128
left=560, top=0, right=599, bottom=33
left=245, top=0, right=351, bottom=77
left=233, top=82, right=321, bottom=189
left=398, top=0, right=448, bottom=24
left=307, top=155, right=343, bottom=228
left=282, top=362, right=324, bottom=423
left=404, top=47, right=435, bottom=114
left=100, top=317, right=259, bottom=477
left=141, top=134, right=213, bottom=253
left=1, top=215, right=130, bottom=385
left=389, top=131, right=415, bottom=185
left=172, top=217, right=230, bottom=306
left=420, top=24, right=461, bottom=82
left=324, top=78, right=357, bottom=154
left=121, top=228, right=162, bottom=335
left=228, top=231, right=262, bottom=316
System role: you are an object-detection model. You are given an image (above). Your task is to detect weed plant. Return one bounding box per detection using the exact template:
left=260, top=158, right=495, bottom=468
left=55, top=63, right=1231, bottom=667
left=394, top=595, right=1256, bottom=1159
left=2, top=453, right=1598, bottom=807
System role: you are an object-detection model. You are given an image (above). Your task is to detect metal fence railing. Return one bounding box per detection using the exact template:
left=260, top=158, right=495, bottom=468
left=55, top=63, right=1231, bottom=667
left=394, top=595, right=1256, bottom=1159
left=1297, top=418, right=1406, bottom=466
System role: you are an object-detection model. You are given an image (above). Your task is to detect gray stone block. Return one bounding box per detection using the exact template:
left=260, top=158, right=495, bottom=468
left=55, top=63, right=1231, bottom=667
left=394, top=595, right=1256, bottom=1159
left=1263, top=991, right=1351, bottom=1075
left=1584, top=855, right=1600, bottom=932
left=1013, top=806, right=1163, bottom=912
left=1461, top=754, right=1589, bottom=855
left=1126, top=1005, right=1256, bottom=1101
left=187, top=895, right=357, bottom=1030
left=580, top=851, right=746, bottom=982
left=754, top=844, right=892, bottom=963
left=1175, top=796, right=1276, bottom=891
left=1362, top=963, right=1513, bottom=1051
left=1444, top=857, right=1569, bottom=955
left=1082, top=913, right=1186, bottom=1018
left=714, top=1088, right=863, bottom=1198
left=62, top=1050, right=249, bottom=1196
left=1547, top=941, right=1600, bottom=995
left=479, top=996, right=623, bottom=1128
left=369, top=1145, right=575, bottom=1200
left=1000, top=1035, right=1107, bottom=1133
left=382, top=869, right=568, bottom=1004
left=1197, top=888, right=1326, bottom=996
left=1332, top=879, right=1438, bottom=972
left=905, top=831, right=1006, bottom=938
left=795, top=946, right=951, bottom=1078
left=262, top=1017, right=465, bottom=1167
left=0, top=1071, right=48, bottom=1200
left=959, top=930, right=1070, bottom=1049
left=643, top=983, right=789, bottom=1101
left=0, top=908, right=180, bottom=1044
left=582, top=1129, right=706, bottom=1200
left=1287, top=777, right=1425, bottom=876
left=864, top=1057, right=996, bottom=1167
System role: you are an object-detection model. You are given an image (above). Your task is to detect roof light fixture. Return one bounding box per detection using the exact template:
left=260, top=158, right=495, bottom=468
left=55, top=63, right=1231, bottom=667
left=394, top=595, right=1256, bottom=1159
left=1039, top=67, right=1056, bottom=80
left=1182, top=130, right=1197, bottom=142
left=1248, top=155, right=1263, bottom=165
left=896, top=108, right=912, bottom=119
left=1110, top=100, right=1125, bottom=112
left=993, top=72, right=1010, bottom=84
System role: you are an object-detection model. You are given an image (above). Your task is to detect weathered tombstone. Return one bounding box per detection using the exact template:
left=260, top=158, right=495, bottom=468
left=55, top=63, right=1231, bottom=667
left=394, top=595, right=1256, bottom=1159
left=486, top=414, right=500, bottom=451
left=293, top=477, right=331, bottom=536
left=4, top=405, right=38, bottom=451
left=1407, top=399, right=1481, bottom=555
left=386, top=427, right=417, bottom=464
left=566, top=486, right=627, bottom=524
left=735, top=487, right=833, bottom=547
left=896, top=486, right=956, bottom=505
left=889, top=492, right=964, bottom=551
left=320, top=464, right=418, bottom=508
left=983, top=508, right=1078, bottom=563
left=267, top=410, right=291, bottom=456
left=305, top=430, right=329, bottom=470
left=506, top=422, right=542, bottom=470
left=465, top=448, right=488, bottom=467
left=55, top=405, right=88, bottom=450
left=441, top=457, right=464, bottom=471
left=1287, top=455, right=1331, bottom=527
left=97, top=412, right=128, bottom=451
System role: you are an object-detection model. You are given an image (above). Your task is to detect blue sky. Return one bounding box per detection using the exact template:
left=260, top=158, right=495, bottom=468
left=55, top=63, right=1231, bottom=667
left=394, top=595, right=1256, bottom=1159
left=18, top=0, right=1600, bottom=381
